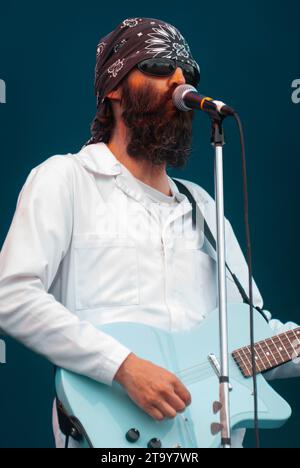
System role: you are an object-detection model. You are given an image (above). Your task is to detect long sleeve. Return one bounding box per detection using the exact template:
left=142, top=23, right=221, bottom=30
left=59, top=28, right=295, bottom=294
left=0, top=159, right=131, bottom=386
left=225, top=218, right=300, bottom=381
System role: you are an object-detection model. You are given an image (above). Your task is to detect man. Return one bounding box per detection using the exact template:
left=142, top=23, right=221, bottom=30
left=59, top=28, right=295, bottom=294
left=0, top=18, right=299, bottom=449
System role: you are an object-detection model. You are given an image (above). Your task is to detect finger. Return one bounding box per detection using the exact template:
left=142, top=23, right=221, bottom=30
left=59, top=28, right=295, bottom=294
left=148, top=406, right=165, bottom=421
left=173, top=380, right=192, bottom=406
left=165, top=392, right=187, bottom=412
left=155, top=400, right=177, bottom=419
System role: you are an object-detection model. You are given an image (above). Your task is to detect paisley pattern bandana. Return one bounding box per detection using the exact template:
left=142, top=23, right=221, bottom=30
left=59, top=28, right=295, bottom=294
left=94, top=17, right=200, bottom=109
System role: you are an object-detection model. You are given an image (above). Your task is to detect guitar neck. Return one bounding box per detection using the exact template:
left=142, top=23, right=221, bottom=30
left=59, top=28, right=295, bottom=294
left=232, top=327, right=300, bottom=377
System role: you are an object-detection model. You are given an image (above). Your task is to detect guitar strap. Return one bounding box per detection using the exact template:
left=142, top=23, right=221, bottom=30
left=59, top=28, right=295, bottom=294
left=171, top=178, right=269, bottom=323
left=55, top=390, right=93, bottom=448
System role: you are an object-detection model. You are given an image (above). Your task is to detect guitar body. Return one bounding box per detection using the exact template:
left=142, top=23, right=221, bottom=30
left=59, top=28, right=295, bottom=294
left=55, top=304, right=292, bottom=448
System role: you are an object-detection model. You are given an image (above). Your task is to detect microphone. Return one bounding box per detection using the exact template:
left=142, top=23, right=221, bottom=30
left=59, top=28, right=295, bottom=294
left=172, top=84, right=236, bottom=117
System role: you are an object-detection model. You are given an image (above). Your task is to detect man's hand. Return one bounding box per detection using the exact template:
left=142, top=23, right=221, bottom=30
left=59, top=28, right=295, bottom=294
left=114, top=352, right=192, bottom=421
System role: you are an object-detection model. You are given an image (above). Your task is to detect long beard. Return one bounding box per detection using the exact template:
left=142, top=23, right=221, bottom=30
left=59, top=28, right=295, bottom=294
left=120, top=78, right=194, bottom=168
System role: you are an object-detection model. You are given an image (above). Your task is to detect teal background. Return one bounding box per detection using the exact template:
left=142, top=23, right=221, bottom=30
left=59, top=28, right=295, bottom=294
left=0, top=0, right=299, bottom=448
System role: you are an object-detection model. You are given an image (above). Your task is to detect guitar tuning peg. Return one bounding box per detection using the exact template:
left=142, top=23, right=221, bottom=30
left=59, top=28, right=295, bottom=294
left=211, top=423, right=224, bottom=436
left=213, top=401, right=223, bottom=414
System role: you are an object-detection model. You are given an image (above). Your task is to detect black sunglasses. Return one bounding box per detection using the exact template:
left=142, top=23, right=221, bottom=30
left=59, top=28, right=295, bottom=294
left=137, top=58, right=200, bottom=88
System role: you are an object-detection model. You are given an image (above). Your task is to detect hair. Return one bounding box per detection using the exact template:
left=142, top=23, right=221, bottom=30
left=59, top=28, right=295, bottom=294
left=85, top=98, right=115, bottom=146
left=85, top=74, right=129, bottom=146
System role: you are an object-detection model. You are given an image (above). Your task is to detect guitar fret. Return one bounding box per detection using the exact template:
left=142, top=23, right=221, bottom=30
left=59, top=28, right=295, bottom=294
left=236, top=349, right=257, bottom=376
left=280, top=334, right=295, bottom=351
left=257, top=342, right=272, bottom=368
left=289, top=329, right=300, bottom=342
left=286, top=329, right=300, bottom=360
left=271, top=335, right=290, bottom=361
left=232, top=351, right=248, bottom=375
left=289, top=328, right=300, bottom=345
left=240, top=348, right=252, bottom=375
left=263, top=340, right=277, bottom=367
left=233, top=353, right=245, bottom=365
left=285, top=333, right=298, bottom=356
left=270, top=337, right=285, bottom=363
left=292, top=329, right=300, bottom=340
left=291, top=329, right=300, bottom=358
left=252, top=349, right=266, bottom=372
left=277, top=335, right=290, bottom=358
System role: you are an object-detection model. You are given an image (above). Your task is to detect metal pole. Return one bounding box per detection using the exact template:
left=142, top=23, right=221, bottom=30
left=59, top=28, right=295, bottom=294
left=211, top=119, right=231, bottom=448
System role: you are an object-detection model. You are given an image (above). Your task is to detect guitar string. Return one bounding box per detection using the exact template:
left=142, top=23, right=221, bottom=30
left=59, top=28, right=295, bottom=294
left=174, top=362, right=217, bottom=384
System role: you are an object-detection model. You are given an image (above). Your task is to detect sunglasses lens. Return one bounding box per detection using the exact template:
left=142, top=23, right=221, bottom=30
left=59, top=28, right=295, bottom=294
left=179, top=63, right=200, bottom=87
left=138, top=59, right=200, bottom=87
left=139, top=59, right=176, bottom=76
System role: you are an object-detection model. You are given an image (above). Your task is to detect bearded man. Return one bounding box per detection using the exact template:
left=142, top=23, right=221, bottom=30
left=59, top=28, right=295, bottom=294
left=0, top=18, right=299, bottom=449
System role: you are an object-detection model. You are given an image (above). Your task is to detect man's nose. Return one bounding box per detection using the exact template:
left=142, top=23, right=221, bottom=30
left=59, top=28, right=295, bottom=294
left=168, top=67, right=186, bottom=86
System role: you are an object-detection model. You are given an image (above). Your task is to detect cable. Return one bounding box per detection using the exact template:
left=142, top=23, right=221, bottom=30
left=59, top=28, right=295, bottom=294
left=233, top=112, right=260, bottom=448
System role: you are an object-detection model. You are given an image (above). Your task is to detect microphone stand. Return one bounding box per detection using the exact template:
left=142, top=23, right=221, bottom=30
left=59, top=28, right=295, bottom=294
left=210, top=116, right=231, bottom=448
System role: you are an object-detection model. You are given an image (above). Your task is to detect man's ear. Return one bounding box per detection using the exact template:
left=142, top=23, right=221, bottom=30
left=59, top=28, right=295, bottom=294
left=106, top=86, right=122, bottom=101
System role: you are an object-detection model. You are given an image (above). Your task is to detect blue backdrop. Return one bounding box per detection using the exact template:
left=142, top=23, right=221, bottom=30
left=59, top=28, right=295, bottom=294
left=0, top=0, right=299, bottom=448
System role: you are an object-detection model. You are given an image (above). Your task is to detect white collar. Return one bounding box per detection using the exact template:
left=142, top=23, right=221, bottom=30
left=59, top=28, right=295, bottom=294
left=74, top=142, right=122, bottom=176
left=74, top=142, right=188, bottom=202
left=74, top=141, right=209, bottom=217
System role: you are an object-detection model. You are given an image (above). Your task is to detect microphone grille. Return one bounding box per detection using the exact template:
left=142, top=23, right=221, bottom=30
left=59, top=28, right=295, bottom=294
left=172, top=84, right=197, bottom=112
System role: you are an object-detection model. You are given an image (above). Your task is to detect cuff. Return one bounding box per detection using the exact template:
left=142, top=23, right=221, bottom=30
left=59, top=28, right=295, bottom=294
left=96, top=342, right=132, bottom=386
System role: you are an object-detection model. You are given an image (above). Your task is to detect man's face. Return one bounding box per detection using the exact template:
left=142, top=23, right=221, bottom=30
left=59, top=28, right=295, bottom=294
left=119, top=67, right=195, bottom=168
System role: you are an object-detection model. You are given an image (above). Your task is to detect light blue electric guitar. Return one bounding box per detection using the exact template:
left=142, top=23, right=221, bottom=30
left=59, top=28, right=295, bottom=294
left=55, top=304, right=299, bottom=448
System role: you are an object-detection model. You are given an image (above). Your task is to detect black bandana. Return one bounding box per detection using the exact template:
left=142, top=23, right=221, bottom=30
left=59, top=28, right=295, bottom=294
left=94, top=17, right=200, bottom=109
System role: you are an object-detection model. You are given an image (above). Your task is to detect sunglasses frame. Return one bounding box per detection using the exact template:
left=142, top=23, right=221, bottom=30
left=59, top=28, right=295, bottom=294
left=136, top=58, right=200, bottom=88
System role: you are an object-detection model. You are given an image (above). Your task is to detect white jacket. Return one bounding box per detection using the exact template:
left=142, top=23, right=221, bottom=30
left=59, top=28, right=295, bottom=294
left=0, top=142, right=299, bottom=392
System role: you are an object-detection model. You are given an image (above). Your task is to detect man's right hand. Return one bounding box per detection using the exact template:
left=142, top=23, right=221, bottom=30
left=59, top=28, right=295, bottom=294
left=114, top=352, right=192, bottom=421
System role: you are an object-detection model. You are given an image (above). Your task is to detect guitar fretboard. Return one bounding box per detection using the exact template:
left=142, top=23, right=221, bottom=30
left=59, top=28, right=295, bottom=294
left=232, top=327, right=300, bottom=377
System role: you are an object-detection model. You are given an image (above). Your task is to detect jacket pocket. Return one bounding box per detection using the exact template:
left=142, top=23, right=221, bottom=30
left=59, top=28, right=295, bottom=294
left=73, top=236, right=139, bottom=310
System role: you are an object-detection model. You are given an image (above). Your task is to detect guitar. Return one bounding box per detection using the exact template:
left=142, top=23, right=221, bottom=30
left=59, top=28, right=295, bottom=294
left=55, top=304, right=299, bottom=448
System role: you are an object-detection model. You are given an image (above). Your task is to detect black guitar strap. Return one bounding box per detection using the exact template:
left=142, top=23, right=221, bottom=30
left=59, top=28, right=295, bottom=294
left=171, top=178, right=269, bottom=323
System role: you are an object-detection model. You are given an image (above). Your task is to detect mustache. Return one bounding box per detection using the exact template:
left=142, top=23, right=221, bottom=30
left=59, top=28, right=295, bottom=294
left=159, top=84, right=178, bottom=105
left=121, top=80, right=180, bottom=116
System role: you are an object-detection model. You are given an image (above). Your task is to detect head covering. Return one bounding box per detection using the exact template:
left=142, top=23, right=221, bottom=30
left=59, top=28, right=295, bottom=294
left=94, top=17, right=200, bottom=110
